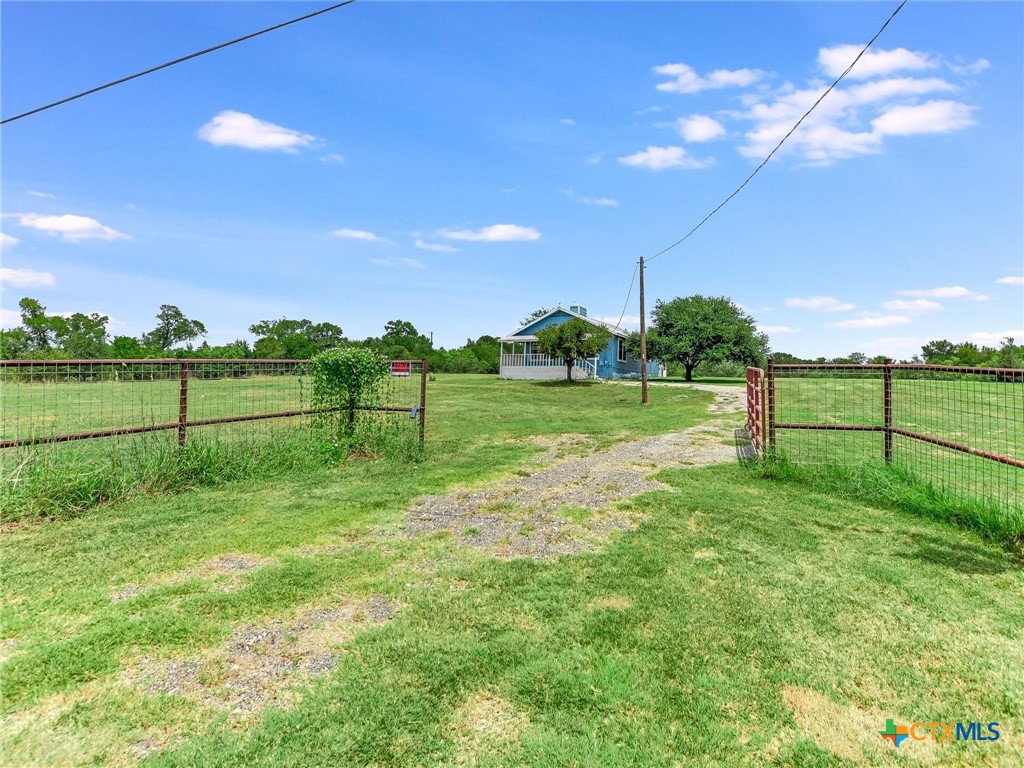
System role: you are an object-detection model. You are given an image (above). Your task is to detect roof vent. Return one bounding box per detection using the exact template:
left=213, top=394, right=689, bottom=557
left=569, top=304, right=587, bottom=317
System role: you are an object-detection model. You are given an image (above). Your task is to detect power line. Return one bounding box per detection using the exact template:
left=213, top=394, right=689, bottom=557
left=645, top=0, right=907, bottom=264
left=614, top=261, right=640, bottom=330
left=1, top=0, right=359, bottom=126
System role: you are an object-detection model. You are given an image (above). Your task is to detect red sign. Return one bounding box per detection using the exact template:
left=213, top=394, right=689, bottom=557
left=390, top=361, right=411, bottom=377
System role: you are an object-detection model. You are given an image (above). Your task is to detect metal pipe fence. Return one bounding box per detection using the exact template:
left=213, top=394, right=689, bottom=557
left=0, top=358, right=427, bottom=448
left=752, top=361, right=1023, bottom=512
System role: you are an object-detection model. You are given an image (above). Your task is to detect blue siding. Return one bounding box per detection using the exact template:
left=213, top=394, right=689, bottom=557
left=510, top=310, right=658, bottom=380
left=518, top=310, right=580, bottom=337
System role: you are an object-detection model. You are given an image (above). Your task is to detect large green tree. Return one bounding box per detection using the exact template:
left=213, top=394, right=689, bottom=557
left=249, top=318, right=344, bottom=359
left=535, top=318, right=610, bottom=382
left=142, top=305, right=207, bottom=351
left=630, top=295, right=767, bottom=381
left=18, top=297, right=60, bottom=351
left=54, top=312, right=109, bottom=358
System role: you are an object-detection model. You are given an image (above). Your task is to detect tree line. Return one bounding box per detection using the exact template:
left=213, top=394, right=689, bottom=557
left=0, top=297, right=500, bottom=374
left=2, top=294, right=1020, bottom=375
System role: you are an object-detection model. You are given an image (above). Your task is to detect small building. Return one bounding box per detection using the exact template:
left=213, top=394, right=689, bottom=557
left=498, top=305, right=662, bottom=380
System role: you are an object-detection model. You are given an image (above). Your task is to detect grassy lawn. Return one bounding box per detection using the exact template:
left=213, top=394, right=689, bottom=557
left=771, top=375, right=1024, bottom=519
left=2, top=375, right=1022, bottom=766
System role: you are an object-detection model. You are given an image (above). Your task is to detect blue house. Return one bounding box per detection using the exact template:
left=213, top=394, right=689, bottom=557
left=498, top=305, right=663, bottom=380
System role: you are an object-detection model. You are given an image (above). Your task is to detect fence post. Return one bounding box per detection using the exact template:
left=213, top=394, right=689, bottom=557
left=418, top=359, right=428, bottom=445
left=883, top=357, right=893, bottom=464
left=178, top=361, right=190, bottom=447
left=767, top=358, right=776, bottom=452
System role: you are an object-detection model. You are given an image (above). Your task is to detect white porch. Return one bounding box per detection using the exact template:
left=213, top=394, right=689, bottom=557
left=499, top=349, right=597, bottom=380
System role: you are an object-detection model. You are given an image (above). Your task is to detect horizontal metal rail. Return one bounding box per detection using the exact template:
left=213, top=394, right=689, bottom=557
left=770, top=362, right=1023, bottom=376
left=0, top=358, right=310, bottom=367
left=772, top=423, right=883, bottom=432
left=0, top=405, right=420, bottom=449
left=889, top=428, right=1024, bottom=470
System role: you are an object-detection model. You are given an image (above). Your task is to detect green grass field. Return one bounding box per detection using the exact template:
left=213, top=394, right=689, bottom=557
left=2, top=375, right=1022, bottom=767
left=771, top=374, right=1024, bottom=515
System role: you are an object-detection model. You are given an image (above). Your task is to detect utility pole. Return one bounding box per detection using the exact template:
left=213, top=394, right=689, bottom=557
left=639, top=257, right=648, bottom=405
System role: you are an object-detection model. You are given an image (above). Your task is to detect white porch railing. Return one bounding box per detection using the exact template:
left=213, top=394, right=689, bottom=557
left=500, top=354, right=598, bottom=379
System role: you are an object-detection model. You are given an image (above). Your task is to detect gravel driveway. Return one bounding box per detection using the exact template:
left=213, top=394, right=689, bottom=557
left=402, top=384, right=746, bottom=560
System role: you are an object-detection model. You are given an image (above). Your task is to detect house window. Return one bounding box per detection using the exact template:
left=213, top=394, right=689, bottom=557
left=617, top=338, right=627, bottom=363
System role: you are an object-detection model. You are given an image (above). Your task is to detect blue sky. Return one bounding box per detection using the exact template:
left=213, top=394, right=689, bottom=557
left=2, top=1, right=1021, bottom=359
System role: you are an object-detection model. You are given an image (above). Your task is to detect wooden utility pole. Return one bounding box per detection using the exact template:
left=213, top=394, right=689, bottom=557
left=639, top=257, right=648, bottom=405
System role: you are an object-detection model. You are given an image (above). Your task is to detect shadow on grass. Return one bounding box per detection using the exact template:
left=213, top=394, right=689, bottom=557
left=906, top=532, right=1016, bottom=576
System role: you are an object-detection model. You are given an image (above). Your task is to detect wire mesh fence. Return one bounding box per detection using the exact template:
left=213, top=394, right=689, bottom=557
left=0, top=358, right=427, bottom=517
left=760, top=361, right=1024, bottom=513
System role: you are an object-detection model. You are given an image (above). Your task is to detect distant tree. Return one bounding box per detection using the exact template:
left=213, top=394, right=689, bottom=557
left=381, top=319, right=432, bottom=358
left=18, top=297, right=60, bottom=350
left=142, top=305, right=207, bottom=350
left=535, top=317, right=610, bottom=382
left=0, top=327, right=31, bottom=358
left=994, top=337, right=1023, bottom=369
left=466, top=335, right=500, bottom=374
left=520, top=307, right=553, bottom=326
left=770, top=352, right=806, bottom=364
left=629, top=295, right=766, bottom=381
left=921, top=340, right=956, bottom=364
left=110, top=335, right=145, bottom=358
left=54, top=312, right=109, bottom=358
left=249, top=318, right=343, bottom=359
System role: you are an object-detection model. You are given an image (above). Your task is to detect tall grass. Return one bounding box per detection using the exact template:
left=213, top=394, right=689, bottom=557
left=750, top=453, right=1024, bottom=546
left=1, top=426, right=328, bottom=522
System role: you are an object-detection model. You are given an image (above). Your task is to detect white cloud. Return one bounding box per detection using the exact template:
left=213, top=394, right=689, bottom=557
left=1, top=309, right=21, bottom=329
left=617, top=145, right=712, bottom=171
left=996, top=276, right=1023, bottom=285
left=948, top=58, right=990, bottom=76
left=198, top=110, right=317, bottom=152
left=0, top=267, right=56, bottom=289
left=438, top=224, right=541, bottom=242
left=415, top=239, right=459, bottom=253
left=654, top=63, right=764, bottom=94
left=818, top=45, right=937, bottom=80
left=562, top=188, right=619, bottom=206
left=18, top=213, right=130, bottom=242
left=675, top=115, right=726, bottom=143
left=1, top=232, right=20, bottom=250
left=400, top=257, right=425, bottom=269
left=967, top=330, right=1024, bottom=346
left=331, top=228, right=386, bottom=243
left=320, top=153, right=345, bottom=164
left=872, top=100, right=976, bottom=136
left=880, top=299, right=943, bottom=313
left=560, top=118, right=575, bottom=125
left=584, top=152, right=604, bottom=165
left=757, top=325, right=799, bottom=334
left=828, top=313, right=911, bottom=329
left=784, top=296, right=855, bottom=312
left=26, top=190, right=56, bottom=199
left=736, top=48, right=971, bottom=165
left=370, top=258, right=393, bottom=267
left=896, top=285, right=989, bottom=301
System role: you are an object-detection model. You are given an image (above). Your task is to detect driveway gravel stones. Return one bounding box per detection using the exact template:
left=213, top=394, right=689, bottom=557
left=124, top=596, right=398, bottom=717
left=403, top=384, right=745, bottom=561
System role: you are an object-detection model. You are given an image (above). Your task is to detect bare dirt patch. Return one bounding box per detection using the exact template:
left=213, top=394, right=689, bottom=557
left=780, top=686, right=942, bottom=766
left=112, top=553, right=274, bottom=602
left=587, top=595, right=632, bottom=611
left=450, top=690, right=529, bottom=765
left=403, top=387, right=744, bottom=560
left=123, top=596, right=397, bottom=718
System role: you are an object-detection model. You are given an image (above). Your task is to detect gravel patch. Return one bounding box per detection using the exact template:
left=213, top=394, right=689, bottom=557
left=403, top=386, right=746, bottom=561
left=124, top=596, right=397, bottom=717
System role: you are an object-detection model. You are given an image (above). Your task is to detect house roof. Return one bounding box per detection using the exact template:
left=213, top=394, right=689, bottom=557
left=499, top=306, right=629, bottom=342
